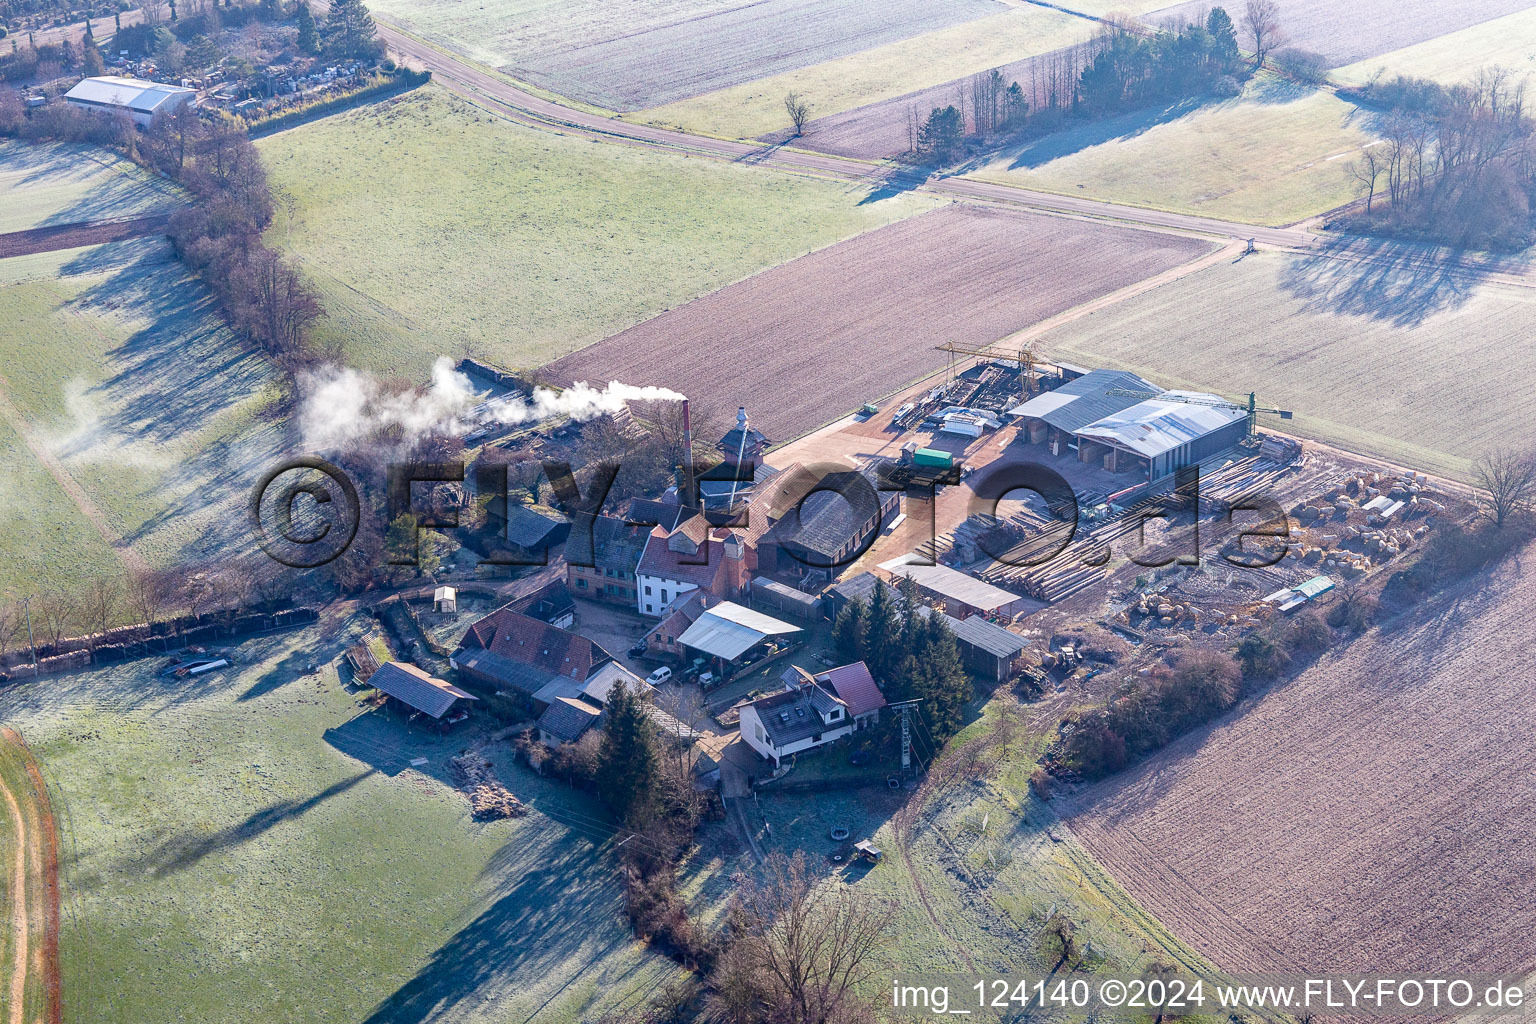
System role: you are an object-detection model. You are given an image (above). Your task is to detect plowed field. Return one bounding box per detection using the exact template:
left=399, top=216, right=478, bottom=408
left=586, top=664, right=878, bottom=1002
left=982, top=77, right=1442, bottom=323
left=544, top=205, right=1212, bottom=440
left=1068, top=544, right=1536, bottom=984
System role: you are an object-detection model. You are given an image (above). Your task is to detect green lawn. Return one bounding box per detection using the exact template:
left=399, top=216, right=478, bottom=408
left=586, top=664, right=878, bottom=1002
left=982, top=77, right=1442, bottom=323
left=0, top=238, right=286, bottom=599
left=966, top=76, right=1374, bottom=226
left=1038, top=249, right=1536, bottom=479
left=256, top=85, right=938, bottom=378
left=630, top=6, right=1092, bottom=140
left=0, top=620, right=685, bottom=1024
left=1333, top=6, right=1536, bottom=88
left=0, top=140, right=182, bottom=234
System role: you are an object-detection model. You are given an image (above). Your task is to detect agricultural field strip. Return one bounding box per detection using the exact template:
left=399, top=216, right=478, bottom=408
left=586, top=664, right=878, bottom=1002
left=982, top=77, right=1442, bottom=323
left=0, top=142, right=182, bottom=235
left=368, top=19, right=1367, bottom=246
left=1065, top=549, right=1536, bottom=985
left=544, top=203, right=1215, bottom=441
left=630, top=5, right=1094, bottom=141
left=1332, top=4, right=1536, bottom=88
left=367, top=0, right=999, bottom=110
left=1147, top=0, right=1536, bottom=68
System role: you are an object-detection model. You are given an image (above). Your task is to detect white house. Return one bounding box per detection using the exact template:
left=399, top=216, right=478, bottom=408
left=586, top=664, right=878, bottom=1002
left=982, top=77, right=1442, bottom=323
left=634, top=514, right=748, bottom=616
left=64, top=76, right=196, bottom=126
left=738, top=675, right=855, bottom=768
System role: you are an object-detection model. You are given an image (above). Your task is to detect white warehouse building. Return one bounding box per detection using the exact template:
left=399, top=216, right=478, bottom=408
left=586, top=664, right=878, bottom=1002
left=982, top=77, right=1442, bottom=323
left=64, top=76, right=196, bottom=126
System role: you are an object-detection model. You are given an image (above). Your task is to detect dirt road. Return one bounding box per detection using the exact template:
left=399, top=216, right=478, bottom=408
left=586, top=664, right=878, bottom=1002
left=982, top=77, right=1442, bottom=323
left=0, top=728, right=60, bottom=1024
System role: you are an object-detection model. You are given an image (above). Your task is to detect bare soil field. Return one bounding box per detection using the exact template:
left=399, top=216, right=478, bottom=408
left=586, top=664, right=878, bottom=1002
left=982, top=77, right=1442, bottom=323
left=1150, top=0, right=1536, bottom=68
left=1067, top=543, right=1536, bottom=982
left=0, top=215, right=170, bottom=260
left=544, top=205, right=1213, bottom=441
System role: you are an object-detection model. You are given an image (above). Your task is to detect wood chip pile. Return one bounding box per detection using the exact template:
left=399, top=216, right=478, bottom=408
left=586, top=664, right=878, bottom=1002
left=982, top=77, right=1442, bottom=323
left=450, top=752, right=526, bottom=821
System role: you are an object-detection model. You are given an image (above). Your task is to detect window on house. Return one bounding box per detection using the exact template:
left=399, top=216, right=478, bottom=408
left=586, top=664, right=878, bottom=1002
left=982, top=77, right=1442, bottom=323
left=661, top=589, right=668, bottom=604
left=644, top=585, right=652, bottom=595
left=756, top=725, right=765, bottom=742
left=645, top=604, right=653, bottom=614
left=576, top=578, right=586, bottom=588
left=830, top=709, right=841, bottom=720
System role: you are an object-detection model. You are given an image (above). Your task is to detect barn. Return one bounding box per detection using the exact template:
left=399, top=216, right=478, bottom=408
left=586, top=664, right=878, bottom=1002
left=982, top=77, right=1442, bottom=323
left=1009, top=370, right=1248, bottom=482
left=64, top=76, right=196, bottom=126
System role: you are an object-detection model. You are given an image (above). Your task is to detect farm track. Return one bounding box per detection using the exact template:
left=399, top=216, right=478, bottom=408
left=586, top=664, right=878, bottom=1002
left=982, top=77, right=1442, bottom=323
left=0, top=215, right=172, bottom=260
left=0, top=379, right=149, bottom=577
left=0, top=728, right=61, bottom=1024
left=358, top=13, right=1536, bottom=304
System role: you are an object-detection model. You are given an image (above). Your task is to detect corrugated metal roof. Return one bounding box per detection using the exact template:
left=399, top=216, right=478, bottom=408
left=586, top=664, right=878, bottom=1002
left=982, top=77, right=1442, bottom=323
left=676, top=600, right=800, bottom=659
left=877, top=556, right=1024, bottom=612
left=65, top=76, right=194, bottom=113
left=942, top=612, right=1028, bottom=659
left=1007, top=369, right=1161, bottom=433
left=1074, top=391, right=1246, bottom=459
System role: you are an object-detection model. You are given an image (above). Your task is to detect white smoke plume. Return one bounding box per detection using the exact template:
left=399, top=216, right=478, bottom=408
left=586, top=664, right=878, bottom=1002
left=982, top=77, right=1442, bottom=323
left=298, top=357, right=684, bottom=449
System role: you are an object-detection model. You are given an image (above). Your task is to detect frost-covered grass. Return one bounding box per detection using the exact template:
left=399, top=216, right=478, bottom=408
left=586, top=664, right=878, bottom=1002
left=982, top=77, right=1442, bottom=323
left=257, top=86, right=937, bottom=378
left=0, top=620, right=685, bottom=1024
left=0, top=140, right=181, bottom=234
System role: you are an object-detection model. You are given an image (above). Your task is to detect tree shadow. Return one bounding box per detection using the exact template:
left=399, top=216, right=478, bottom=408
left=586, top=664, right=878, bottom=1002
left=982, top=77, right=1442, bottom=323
left=126, top=768, right=376, bottom=878
left=995, top=96, right=1213, bottom=172
left=237, top=649, right=315, bottom=701
left=1277, top=234, right=1480, bottom=328
left=358, top=833, right=654, bottom=1024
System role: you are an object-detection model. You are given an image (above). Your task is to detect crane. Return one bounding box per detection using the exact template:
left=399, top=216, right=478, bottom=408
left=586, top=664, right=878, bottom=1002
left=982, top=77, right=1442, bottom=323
left=1106, top=388, right=1293, bottom=436
left=934, top=341, right=1042, bottom=396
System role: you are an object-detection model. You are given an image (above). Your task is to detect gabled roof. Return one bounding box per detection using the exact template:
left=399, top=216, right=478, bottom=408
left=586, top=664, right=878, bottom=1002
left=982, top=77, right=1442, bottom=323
left=940, top=611, right=1028, bottom=659
left=537, top=696, right=601, bottom=743
left=761, top=462, right=889, bottom=560
left=623, top=497, right=694, bottom=532
left=1007, top=368, right=1161, bottom=434
left=505, top=504, right=569, bottom=549
left=581, top=661, right=652, bottom=705
left=637, top=523, right=734, bottom=590
left=676, top=601, right=800, bottom=660
left=1074, top=392, right=1246, bottom=459
left=582, top=514, right=649, bottom=573
left=748, top=683, right=847, bottom=749
left=366, top=661, right=477, bottom=719
left=648, top=591, right=709, bottom=641
left=508, top=578, right=575, bottom=624
left=65, top=76, right=194, bottom=114
left=457, top=608, right=610, bottom=682
left=817, top=662, right=886, bottom=718
left=878, top=557, right=1025, bottom=613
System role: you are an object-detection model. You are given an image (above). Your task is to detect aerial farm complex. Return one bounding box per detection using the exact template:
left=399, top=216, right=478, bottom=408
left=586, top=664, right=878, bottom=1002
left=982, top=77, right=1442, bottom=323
left=1, top=0, right=1535, bottom=1021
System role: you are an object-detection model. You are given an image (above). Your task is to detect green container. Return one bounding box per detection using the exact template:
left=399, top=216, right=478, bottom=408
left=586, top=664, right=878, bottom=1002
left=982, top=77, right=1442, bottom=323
left=912, top=448, right=953, bottom=468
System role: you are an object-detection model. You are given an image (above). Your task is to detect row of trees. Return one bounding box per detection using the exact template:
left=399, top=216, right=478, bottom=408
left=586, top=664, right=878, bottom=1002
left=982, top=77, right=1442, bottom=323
left=0, top=559, right=288, bottom=665
left=1346, top=67, right=1536, bottom=250
left=830, top=578, right=972, bottom=738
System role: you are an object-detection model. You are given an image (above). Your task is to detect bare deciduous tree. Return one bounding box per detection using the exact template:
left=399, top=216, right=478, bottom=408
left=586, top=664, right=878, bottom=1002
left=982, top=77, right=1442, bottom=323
left=784, top=92, right=812, bottom=137
left=1474, top=446, right=1536, bottom=527
left=1350, top=145, right=1383, bottom=213
left=82, top=576, right=121, bottom=653
left=1243, top=0, right=1284, bottom=67
left=36, top=590, right=78, bottom=647
left=711, top=851, right=892, bottom=1024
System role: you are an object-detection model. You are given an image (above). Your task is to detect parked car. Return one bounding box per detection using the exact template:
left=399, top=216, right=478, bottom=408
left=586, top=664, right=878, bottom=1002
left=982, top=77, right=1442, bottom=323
left=628, top=640, right=648, bottom=658
left=646, top=666, right=673, bottom=685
